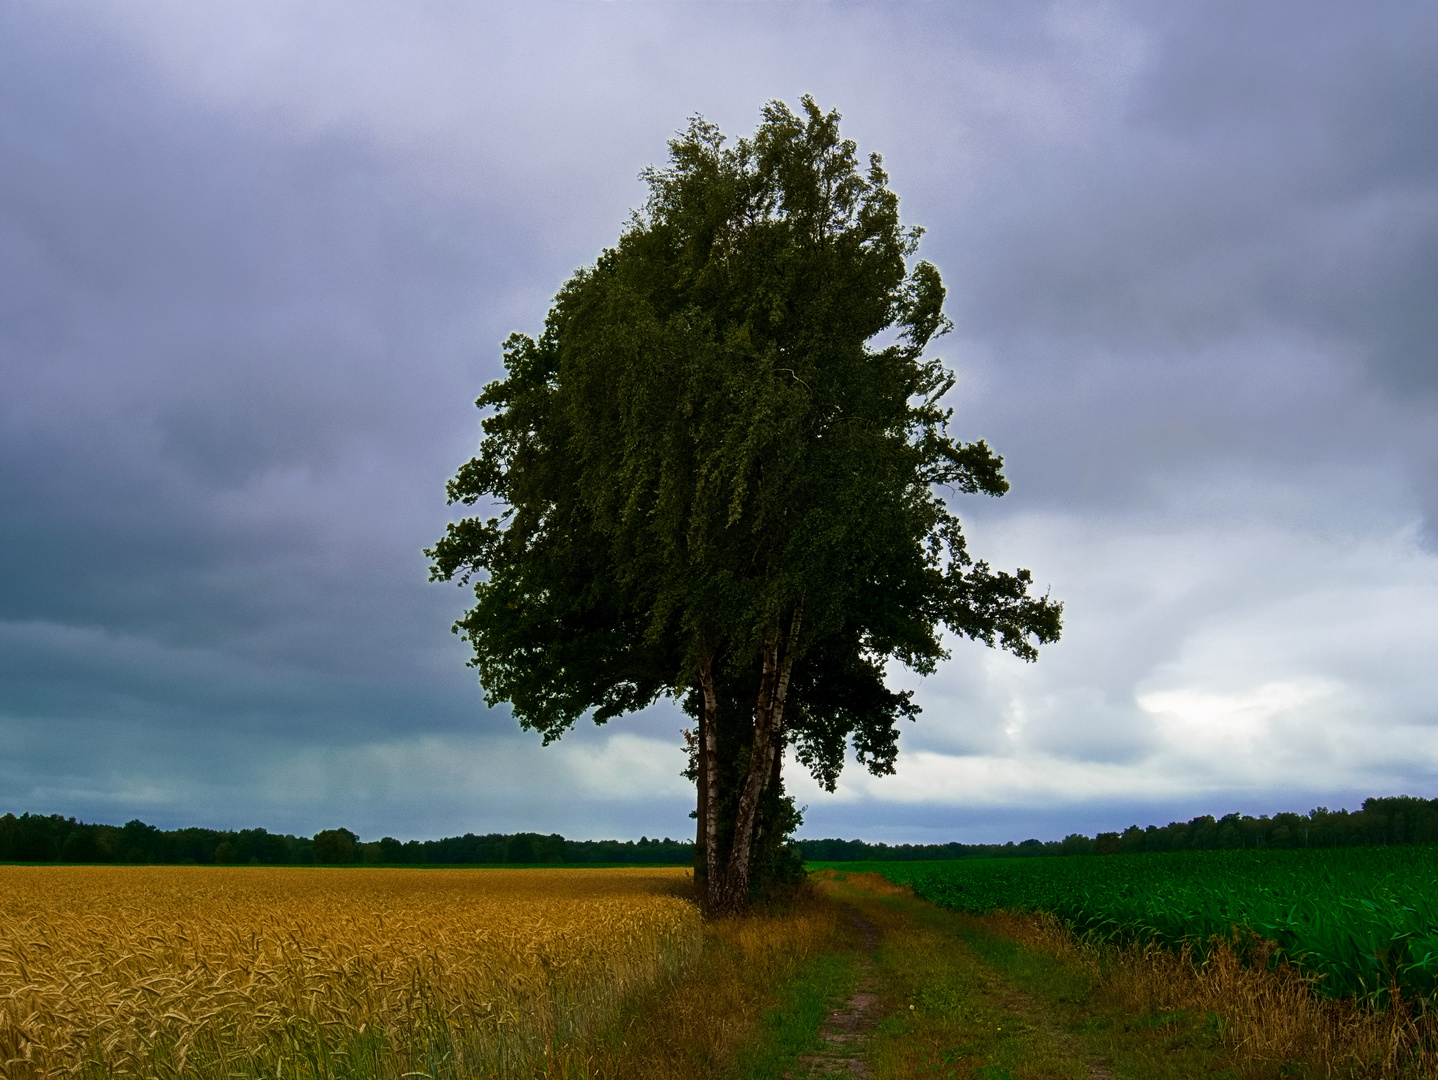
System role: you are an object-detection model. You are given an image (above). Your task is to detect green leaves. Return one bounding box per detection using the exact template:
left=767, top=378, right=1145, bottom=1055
left=427, top=96, right=1061, bottom=791
left=874, top=848, right=1438, bottom=1005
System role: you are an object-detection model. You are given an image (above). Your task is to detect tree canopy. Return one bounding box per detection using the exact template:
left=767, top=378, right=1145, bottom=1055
left=428, top=97, right=1062, bottom=912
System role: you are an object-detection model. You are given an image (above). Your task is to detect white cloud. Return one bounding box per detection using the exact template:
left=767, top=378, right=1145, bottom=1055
left=1138, top=679, right=1347, bottom=775
left=791, top=490, right=1438, bottom=827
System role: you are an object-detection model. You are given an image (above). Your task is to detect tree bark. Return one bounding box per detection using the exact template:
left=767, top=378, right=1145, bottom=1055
left=718, top=603, right=802, bottom=912
left=694, top=688, right=708, bottom=903
left=699, top=647, right=723, bottom=914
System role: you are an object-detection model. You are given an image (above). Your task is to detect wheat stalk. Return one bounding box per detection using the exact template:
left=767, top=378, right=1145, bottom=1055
left=0, top=865, right=701, bottom=1079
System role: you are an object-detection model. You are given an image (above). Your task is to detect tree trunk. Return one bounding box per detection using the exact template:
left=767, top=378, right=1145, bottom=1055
left=717, top=603, right=802, bottom=913
left=699, top=648, right=723, bottom=914
left=694, top=685, right=709, bottom=902
left=718, top=628, right=779, bottom=912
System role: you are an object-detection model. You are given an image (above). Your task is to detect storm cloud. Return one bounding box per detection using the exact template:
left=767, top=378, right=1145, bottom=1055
left=2, top=1, right=1435, bottom=842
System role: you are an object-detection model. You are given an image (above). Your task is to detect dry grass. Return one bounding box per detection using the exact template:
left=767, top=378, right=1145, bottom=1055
left=0, top=865, right=701, bottom=1080
left=540, top=882, right=846, bottom=1079
left=989, top=909, right=1438, bottom=1078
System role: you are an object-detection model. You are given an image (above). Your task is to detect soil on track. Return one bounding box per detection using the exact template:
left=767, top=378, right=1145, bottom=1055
left=792, top=907, right=881, bottom=1078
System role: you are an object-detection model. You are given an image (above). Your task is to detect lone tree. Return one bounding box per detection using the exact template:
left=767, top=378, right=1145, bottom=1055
left=428, top=98, right=1062, bottom=914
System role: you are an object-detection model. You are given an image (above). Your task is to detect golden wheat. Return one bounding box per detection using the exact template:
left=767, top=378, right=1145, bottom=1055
left=0, top=865, right=701, bottom=1080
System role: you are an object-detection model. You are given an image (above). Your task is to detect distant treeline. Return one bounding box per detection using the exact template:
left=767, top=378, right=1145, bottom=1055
left=798, top=796, right=1438, bottom=861
left=0, top=814, right=695, bottom=866
left=8, top=794, right=1435, bottom=867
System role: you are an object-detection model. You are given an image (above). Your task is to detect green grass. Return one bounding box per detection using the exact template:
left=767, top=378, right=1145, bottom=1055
left=723, top=951, right=856, bottom=1079
left=814, top=874, right=1246, bottom=1080
left=819, top=847, right=1438, bottom=1003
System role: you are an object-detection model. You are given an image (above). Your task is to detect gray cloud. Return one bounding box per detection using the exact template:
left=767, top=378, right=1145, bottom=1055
left=922, top=3, right=1438, bottom=537
left=2, top=1, right=1436, bottom=842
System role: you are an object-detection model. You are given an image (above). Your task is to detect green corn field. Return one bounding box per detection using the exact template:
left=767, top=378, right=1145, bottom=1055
left=824, top=847, right=1438, bottom=1005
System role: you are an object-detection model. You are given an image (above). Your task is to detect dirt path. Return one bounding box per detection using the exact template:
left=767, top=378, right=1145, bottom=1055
left=777, top=873, right=1237, bottom=1080
left=996, top=984, right=1116, bottom=1080
left=789, top=900, right=1117, bottom=1080
left=790, top=906, right=882, bottom=1078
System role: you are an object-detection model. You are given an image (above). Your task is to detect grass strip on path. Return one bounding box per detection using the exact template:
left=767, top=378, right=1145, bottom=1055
left=800, top=871, right=1255, bottom=1080
left=723, top=951, right=857, bottom=1080
left=817, top=868, right=1438, bottom=1079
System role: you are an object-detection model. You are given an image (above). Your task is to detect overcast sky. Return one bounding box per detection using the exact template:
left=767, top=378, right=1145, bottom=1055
left=3, top=1, right=1436, bottom=844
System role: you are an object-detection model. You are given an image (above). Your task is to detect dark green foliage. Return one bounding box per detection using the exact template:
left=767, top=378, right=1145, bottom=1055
left=6, top=794, right=1428, bottom=870
left=0, top=811, right=696, bottom=866
left=749, top=784, right=807, bottom=900
left=0, top=813, right=319, bottom=865
left=428, top=97, right=1058, bottom=762
left=863, top=847, right=1438, bottom=1005
left=312, top=827, right=359, bottom=864
left=427, top=97, right=1061, bottom=909
left=377, top=836, right=407, bottom=863
left=1094, top=797, right=1438, bottom=852
left=799, top=795, right=1438, bottom=862
left=7, top=814, right=61, bottom=861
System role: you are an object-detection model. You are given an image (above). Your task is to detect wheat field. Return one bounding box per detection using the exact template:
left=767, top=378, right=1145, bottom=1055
left=0, top=865, right=701, bottom=1080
